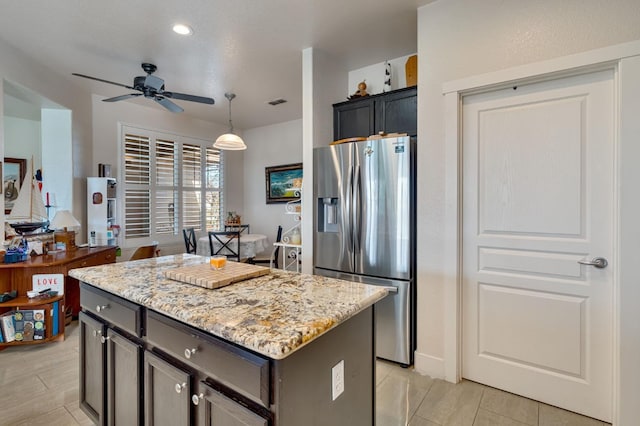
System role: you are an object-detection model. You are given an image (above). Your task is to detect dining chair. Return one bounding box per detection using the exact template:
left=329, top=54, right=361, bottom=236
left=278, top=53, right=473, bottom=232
left=250, top=225, right=282, bottom=268
left=182, top=228, right=197, bottom=254
left=129, top=243, right=160, bottom=260
left=225, top=224, right=250, bottom=234
left=208, top=231, right=242, bottom=262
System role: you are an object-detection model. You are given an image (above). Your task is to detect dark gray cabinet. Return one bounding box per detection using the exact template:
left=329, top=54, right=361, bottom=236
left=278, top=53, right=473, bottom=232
left=333, top=97, right=375, bottom=140
left=374, top=87, right=417, bottom=136
left=79, top=312, right=106, bottom=425
left=107, top=329, right=142, bottom=425
left=79, top=312, right=142, bottom=426
left=194, top=380, right=268, bottom=426
left=144, top=351, right=193, bottom=426
left=80, top=282, right=375, bottom=426
left=333, top=86, right=417, bottom=140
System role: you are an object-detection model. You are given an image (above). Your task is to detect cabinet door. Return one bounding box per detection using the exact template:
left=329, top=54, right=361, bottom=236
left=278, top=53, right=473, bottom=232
left=144, top=351, right=193, bottom=426
left=374, top=87, right=417, bottom=136
left=107, top=329, right=142, bottom=426
left=194, top=381, right=269, bottom=426
left=333, top=98, right=374, bottom=140
left=79, top=312, right=107, bottom=426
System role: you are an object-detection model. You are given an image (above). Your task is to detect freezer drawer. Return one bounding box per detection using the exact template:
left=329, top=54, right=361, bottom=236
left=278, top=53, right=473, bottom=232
left=314, top=268, right=412, bottom=365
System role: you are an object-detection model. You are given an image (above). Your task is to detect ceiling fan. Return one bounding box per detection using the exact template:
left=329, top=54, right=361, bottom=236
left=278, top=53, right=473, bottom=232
left=72, top=63, right=214, bottom=113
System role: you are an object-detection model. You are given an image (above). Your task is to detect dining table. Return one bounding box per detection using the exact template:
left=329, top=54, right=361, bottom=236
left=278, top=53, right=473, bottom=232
left=196, top=233, right=269, bottom=259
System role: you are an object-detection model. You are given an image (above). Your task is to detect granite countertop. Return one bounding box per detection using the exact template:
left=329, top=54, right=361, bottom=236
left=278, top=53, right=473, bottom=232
left=69, top=254, right=387, bottom=360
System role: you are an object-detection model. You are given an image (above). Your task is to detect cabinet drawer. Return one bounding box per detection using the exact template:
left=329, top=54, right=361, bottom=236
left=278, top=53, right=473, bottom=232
left=146, top=311, right=270, bottom=407
left=69, top=251, right=116, bottom=270
left=196, top=380, right=269, bottom=426
left=80, top=283, right=143, bottom=337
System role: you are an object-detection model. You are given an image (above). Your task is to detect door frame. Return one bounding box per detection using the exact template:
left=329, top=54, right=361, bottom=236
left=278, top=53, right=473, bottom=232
left=441, top=39, right=640, bottom=425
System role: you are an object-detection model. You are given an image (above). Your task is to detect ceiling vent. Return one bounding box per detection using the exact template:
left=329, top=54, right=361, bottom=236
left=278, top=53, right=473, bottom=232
left=268, top=98, right=287, bottom=106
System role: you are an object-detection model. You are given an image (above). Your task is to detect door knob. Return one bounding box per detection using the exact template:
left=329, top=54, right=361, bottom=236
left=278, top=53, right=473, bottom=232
left=578, top=257, right=608, bottom=269
left=192, top=393, right=204, bottom=405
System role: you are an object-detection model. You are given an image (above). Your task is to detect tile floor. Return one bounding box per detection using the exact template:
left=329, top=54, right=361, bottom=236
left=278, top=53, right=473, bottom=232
left=376, top=361, right=611, bottom=426
left=0, top=322, right=611, bottom=426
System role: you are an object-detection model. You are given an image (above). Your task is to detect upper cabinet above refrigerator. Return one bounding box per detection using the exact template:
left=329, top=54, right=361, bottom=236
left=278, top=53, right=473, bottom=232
left=333, top=86, right=417, bottom=140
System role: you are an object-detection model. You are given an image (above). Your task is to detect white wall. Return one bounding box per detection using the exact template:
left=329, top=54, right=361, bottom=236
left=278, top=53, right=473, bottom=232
left=348, top=54, right=414, bottom=97
left=302, top=48, right=348, bottom=273
left=0, top=37, right=93, bottom=234
left=415, top=0, right=640, bottom=378
left=42, top=109, right=72, bottom=213
left=3, top=116, right=41, bottom=167
left=242, top=119, right=302, bottom=244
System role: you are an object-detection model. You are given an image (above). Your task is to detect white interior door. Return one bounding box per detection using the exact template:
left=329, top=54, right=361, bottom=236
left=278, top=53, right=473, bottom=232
left=462, top=70, right=614, bottom=422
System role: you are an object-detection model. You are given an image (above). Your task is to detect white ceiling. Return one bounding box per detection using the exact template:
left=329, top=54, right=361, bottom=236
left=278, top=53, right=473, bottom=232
left=0, top=0, right=432, bottom=129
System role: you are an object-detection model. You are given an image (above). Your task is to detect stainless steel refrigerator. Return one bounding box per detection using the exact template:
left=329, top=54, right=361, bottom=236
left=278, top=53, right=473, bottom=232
left=314, top=136, right=415, bottom=366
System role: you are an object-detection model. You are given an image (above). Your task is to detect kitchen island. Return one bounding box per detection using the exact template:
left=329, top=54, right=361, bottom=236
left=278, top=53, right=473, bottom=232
left=70, top=254, right=387, bottom=426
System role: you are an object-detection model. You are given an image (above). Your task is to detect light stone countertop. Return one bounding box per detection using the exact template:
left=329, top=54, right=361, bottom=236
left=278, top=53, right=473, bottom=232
left=69, top=254, right=387, bottom=360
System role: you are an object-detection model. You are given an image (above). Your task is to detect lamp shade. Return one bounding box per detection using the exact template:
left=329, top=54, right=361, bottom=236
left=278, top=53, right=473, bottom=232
left=50, top=210, right=80, bottom=230
left=214, top=92, right=247, bottom=151
left=214, top=133, right=247, bottom=150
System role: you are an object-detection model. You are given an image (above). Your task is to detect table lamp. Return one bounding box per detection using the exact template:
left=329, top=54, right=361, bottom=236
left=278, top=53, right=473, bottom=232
left=50, top=210, right=81, bottom=251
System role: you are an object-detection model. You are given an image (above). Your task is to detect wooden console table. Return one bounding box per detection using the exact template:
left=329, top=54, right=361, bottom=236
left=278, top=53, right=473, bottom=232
left=0, top=246, right=117, bottom=317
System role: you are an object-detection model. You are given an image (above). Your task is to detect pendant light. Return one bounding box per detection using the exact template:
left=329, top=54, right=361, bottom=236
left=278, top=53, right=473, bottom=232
left=214, top=92, right=246, bottom=150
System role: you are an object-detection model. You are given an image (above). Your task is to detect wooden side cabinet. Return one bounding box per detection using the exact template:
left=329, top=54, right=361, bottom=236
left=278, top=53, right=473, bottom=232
left=0, top=246, right=117, bottom=320
left=0, top=295, right=65, bottom=347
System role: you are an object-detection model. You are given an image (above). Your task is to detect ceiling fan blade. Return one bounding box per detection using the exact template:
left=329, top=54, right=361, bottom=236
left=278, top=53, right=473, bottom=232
left=155, top=97, right=184, bottom=113
left=164, top=91, right=215, bottom=105
left=72, top=73, right=135, bottom=90
left=145, top=74, right=164, bottom=91
left=103, top=93, right=142, bottom=102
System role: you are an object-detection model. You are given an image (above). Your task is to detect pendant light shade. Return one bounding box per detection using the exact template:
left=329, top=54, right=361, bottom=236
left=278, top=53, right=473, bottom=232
left=214, top=93, right=246, bottom=150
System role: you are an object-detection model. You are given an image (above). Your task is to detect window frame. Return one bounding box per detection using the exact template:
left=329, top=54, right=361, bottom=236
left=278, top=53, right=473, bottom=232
left=119, top=125, right=224, bottom=248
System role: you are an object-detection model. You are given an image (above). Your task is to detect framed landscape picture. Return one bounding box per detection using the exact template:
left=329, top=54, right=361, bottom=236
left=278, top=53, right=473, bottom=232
left=265, top=163, right=303, bottom=204
left=4, top=157, right=26, bottom=214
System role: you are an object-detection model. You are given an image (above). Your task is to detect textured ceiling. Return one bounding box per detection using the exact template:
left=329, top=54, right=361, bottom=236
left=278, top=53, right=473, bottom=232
left=0, top=0, right=431, bottom=129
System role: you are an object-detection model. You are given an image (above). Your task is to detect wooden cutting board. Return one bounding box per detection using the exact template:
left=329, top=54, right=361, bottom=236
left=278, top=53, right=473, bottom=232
left=330, top=137, right=367, bottom=145
left=164, top=262, right=270, bottom=290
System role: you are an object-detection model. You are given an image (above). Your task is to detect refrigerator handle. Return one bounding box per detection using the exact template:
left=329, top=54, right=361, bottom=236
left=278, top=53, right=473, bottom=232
left=346, top=165, right=354, bottom=252
left=354, top=165, right=362, bottom=254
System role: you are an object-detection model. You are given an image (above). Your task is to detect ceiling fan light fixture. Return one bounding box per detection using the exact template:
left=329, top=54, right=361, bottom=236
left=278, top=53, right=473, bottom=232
left=214, top=93, right=247, bottom=151
left=172, top=24, right=193, bottom=36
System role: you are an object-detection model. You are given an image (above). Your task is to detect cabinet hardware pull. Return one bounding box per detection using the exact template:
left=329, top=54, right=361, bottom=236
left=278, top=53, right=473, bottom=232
left=175, top=383, right=186, bottom=394
left=92, top=329, right=102, bottom=338
left=191, top=393, right=204, bottom=405
left=96, top=304, right=109, bottom=312
left=184, top=348, right=197, bottom=359
left=100, top=335, right=111, bottom=343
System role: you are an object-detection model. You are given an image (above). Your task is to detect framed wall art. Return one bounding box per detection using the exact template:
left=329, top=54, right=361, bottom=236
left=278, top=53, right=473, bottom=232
left=4, top=157, right=26, bottom=214
left=265, top=163, right=303, bottom=204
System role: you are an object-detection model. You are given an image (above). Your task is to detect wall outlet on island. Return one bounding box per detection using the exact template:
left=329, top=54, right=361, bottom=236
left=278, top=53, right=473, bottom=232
left=331, top=360, right=344, bottom=401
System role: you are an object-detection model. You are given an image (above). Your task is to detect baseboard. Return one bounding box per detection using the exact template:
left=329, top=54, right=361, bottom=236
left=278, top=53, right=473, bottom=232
left=414, top=351, right=445, bottom=380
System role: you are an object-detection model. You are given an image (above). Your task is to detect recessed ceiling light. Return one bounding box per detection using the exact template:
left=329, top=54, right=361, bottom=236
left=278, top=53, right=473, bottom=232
left=172, top=24, right=193, bottom=36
